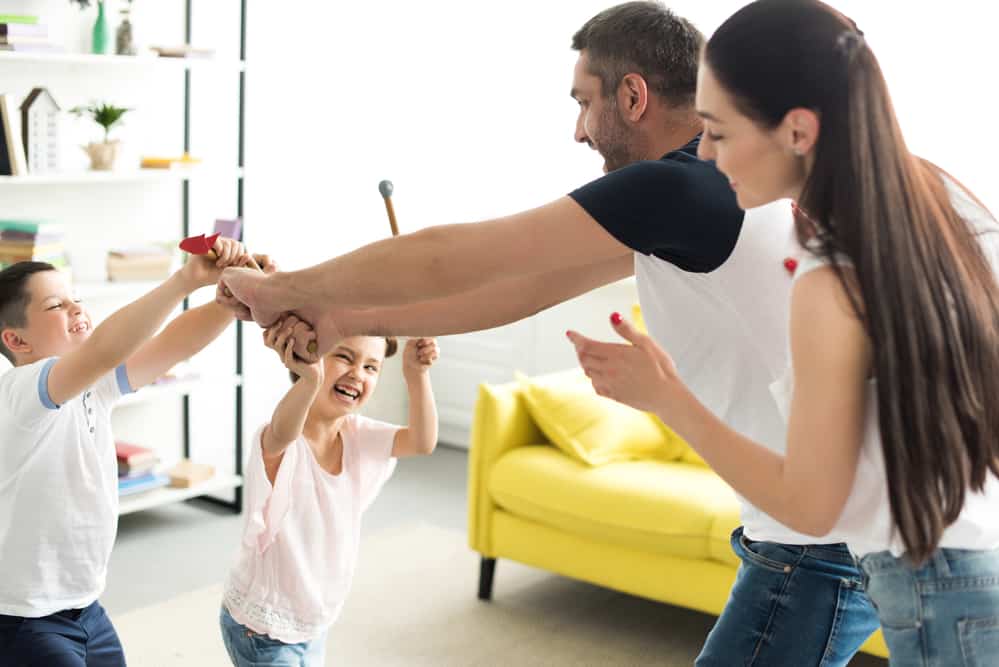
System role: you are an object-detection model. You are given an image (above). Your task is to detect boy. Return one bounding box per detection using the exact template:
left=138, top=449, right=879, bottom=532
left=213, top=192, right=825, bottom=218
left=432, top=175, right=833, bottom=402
left=0, top=239, right=268, bottom=666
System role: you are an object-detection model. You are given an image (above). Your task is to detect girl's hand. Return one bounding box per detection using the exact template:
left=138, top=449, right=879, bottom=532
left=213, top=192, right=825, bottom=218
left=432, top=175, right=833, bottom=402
left=181, top=237, right=252, bottom=288
left=403, top=337, right=439, bottom=381
left=263, top=315, right=323, bottom=385
left=566, top=313, right=684, bottom=417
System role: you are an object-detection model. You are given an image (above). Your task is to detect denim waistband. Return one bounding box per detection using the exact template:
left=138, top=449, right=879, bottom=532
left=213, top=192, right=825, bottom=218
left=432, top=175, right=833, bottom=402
left=736, top=527, right=857, bottom=565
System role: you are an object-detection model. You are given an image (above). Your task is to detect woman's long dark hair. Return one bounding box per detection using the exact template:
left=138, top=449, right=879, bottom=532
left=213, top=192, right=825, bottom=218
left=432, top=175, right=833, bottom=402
left=705, top=0, right=999, bottom=562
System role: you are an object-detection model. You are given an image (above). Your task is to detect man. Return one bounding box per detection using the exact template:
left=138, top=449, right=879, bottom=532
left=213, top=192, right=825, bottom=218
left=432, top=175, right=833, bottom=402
left=220, top=3, right=879, bottom=664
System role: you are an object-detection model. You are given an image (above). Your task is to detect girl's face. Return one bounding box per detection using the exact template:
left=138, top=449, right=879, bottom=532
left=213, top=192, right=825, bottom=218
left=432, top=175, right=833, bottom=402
left=695, top=64, right=811, bottom=209
left=314, top=336, right=386, bottom=417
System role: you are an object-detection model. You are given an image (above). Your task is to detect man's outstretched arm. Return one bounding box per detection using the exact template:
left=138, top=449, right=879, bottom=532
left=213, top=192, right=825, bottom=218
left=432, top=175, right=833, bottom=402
left=266, top=255, right=634, bottom=358
left=343, top=254, right=634, bottom=338
left=218, top=197, right=629, bottom=328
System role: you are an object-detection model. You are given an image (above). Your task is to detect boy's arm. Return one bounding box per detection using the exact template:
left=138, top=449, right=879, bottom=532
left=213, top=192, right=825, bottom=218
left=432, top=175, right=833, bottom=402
left=125, top=254, right=277, bottom=390
left=392, top=339, right=439, bottom=458
left=47, top=271, right=197, bottom=406
left=46, top=239, right=248, bottom=406
left=123, top=302, right=234, bottom=390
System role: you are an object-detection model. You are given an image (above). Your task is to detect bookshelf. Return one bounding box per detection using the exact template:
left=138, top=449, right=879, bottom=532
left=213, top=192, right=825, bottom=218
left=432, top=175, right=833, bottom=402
left=0, top=167, right=242, bottom=185
left=0, top=51, right=244, bottom=71
left=0, top=1, right=249, bottom=515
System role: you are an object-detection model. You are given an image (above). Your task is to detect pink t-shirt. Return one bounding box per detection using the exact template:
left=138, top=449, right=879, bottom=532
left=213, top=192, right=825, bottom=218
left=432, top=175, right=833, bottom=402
left=223, top=415, right=398, bottom=643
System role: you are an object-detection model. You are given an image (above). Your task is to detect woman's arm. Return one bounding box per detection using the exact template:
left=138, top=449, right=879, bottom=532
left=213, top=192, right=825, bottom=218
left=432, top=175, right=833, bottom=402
left=568, top=266, right=871, bottom=536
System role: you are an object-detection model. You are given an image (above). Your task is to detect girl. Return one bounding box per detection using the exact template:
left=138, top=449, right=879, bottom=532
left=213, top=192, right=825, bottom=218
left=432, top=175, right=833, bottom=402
left=568, top=1, right=999, bottom=664
left=220, top=317, right=439, bottom=665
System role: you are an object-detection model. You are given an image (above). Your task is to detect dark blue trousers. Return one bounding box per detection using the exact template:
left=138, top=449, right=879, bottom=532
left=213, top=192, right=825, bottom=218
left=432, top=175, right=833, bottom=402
left=0, top=601, right=125, bottom=666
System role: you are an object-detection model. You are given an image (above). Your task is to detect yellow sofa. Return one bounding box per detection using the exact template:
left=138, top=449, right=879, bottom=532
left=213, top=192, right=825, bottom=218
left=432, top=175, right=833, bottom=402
left=467, top=375, right=889, bottom=660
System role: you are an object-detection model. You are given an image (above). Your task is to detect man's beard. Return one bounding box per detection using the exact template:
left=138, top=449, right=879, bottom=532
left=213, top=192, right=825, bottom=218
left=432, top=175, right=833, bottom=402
left=595, top=102, right=640, bottom=172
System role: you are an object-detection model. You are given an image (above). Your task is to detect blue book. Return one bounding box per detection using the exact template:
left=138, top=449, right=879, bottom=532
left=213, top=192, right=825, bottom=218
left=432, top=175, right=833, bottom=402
left=118, top=472, right=169, bottom=496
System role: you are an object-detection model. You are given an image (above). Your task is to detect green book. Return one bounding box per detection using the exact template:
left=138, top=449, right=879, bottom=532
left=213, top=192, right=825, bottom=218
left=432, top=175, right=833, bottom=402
left=0, top=219, right=64, bottom=235
left=0, top=15, right=39, bottom=25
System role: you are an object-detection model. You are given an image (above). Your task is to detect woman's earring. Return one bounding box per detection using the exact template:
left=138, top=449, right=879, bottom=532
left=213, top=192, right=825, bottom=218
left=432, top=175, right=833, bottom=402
left=792, top=146, right=804, bottom=157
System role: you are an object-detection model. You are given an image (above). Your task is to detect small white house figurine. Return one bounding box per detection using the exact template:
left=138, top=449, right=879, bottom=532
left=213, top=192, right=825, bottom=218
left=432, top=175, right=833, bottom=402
left=21, top=88, right=61, bottom=174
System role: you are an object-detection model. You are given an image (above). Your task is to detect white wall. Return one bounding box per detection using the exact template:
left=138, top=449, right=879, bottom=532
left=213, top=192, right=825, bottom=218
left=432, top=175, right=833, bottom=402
left=2, top=0, right=993, bottom=458
left=242, top=0, right=998, bottom=437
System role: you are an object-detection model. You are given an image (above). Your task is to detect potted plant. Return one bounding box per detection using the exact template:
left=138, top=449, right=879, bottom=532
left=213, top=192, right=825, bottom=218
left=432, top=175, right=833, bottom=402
left=70, top=102, right=131, bottom=170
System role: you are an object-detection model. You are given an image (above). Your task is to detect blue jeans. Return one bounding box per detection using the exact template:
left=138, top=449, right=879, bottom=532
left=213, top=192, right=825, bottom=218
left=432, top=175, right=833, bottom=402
left=219, top=605, right=327, bottom=667
left=696, top=527, right=880, bottom=666
left=0, top=601, right=126, bottom=666
left=859, top=547, right=999, bottom=666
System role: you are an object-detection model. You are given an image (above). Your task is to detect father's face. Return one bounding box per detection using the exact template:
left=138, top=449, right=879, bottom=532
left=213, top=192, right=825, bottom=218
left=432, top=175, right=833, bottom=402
left=571, top=52, right=636, bottom=173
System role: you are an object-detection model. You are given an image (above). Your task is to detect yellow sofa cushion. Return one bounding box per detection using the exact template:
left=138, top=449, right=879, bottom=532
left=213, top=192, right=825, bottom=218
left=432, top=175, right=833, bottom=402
left=489, top=445, right=741, bottom=566
left=631, top=304, right=710, bottom=467
left=516, top=370, right=686, bottom=466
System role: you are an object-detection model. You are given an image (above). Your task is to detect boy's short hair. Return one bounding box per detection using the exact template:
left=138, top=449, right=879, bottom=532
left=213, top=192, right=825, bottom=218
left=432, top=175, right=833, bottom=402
left=289, top=336, right=398, bottom=383
left=0, top=262, right=57, bottom=364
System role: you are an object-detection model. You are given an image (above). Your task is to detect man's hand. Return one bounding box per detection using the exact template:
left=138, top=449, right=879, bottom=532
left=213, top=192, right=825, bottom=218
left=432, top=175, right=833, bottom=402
left=216, top=267, right=285, bottom=326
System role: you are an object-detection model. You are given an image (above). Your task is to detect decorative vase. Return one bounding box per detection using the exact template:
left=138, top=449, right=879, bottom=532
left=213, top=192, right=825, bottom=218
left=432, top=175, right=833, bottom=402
left=92, top=0, right=109, bottom=55
left=83, top=140, right=120, bottom=171
left=115, top=9, right=135, bottom=56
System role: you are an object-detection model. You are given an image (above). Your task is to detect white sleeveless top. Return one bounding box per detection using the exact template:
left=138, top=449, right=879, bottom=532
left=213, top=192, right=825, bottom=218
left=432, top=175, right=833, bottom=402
left=770, top=183, right=999, bottom=557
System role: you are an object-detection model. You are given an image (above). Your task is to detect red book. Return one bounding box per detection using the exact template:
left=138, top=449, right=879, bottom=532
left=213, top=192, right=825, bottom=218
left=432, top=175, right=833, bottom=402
left=115, top=442, right=156, bottom=466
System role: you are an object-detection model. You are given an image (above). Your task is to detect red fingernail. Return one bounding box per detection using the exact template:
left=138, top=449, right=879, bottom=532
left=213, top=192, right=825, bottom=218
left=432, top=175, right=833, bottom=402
left=565, top=330, right=572, bottom=338
left=783, top=257, right=798, bottom=274
left=610, top=312, right=622, bottom=325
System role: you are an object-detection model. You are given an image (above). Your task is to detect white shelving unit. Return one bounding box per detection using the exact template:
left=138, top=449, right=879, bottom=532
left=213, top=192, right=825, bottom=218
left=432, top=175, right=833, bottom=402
left=116, top=375, right=243, bottom=408
left=0, top=167, right=242, bottom=185
left=1, top=1, right=249, bottom=515
left=0, top=51, right=243, bottom=71
left=119, top=473, right=243, bottom=515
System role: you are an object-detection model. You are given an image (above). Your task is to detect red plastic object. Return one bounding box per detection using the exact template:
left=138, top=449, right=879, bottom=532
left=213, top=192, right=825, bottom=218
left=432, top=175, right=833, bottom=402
left=179, top=232, right=221, bottom=256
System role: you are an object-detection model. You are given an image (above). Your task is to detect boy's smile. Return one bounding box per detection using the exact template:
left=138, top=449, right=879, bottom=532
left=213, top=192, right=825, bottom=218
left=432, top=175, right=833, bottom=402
left=9, top=271, right=93, bottom=364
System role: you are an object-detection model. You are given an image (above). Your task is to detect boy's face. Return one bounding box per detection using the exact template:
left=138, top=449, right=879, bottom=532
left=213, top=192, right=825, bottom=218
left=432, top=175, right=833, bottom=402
left=3, top=271, right=91, bottom=365
left=313, top=336, right=386, bottom=418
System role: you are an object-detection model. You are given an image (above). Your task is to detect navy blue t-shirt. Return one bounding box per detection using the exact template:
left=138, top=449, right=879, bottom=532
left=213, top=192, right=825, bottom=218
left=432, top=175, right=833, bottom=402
left=568, top=136, right=744, bottom=273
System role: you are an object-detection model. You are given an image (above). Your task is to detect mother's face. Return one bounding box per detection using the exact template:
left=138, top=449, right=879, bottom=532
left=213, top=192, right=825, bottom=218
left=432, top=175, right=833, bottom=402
left=695, top=64, right=813, bottom=210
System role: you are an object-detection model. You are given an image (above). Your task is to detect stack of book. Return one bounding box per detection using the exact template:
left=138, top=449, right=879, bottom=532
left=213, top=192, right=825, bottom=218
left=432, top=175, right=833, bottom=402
left=116, top=441, right=169, bottom=497
left=0, top=219, right=68, bottom=270
left=107, top=243, right=175, bottom=282
left=0, top=15, right=61, bottom=53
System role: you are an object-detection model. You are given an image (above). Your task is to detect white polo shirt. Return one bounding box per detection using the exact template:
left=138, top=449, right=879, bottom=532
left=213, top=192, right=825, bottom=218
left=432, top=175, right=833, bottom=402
left=0, top=358, right=133, bottom=617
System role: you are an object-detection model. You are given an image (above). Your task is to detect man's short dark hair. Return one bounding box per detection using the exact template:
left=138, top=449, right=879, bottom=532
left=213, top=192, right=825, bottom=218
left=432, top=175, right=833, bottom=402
left=572, top=1, right=704, bottom=107
left=0, top=261, right=56, bottom=364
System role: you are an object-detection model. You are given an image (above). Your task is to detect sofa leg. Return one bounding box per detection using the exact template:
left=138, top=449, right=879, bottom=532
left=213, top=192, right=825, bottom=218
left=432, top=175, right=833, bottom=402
left=478, top=557, right=497, bottom=601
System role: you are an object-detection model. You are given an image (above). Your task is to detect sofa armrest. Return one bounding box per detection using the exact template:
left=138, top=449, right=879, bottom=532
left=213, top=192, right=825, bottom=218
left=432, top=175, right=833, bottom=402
left=467, top=380, right=546, bottom=555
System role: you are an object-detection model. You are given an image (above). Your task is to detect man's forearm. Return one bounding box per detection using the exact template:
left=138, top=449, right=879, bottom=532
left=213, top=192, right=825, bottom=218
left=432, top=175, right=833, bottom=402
left=280, top=197, right=624, bottom=310
left=336, top=256, right=633, bottom=338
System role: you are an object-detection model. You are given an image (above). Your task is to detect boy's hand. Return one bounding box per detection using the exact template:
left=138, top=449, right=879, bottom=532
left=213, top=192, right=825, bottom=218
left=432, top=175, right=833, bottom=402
left=264, top=315, right=323, bottom=385
left=403, top=337, right=439, bottom=381
left=180, top=237, right=252, bottom=288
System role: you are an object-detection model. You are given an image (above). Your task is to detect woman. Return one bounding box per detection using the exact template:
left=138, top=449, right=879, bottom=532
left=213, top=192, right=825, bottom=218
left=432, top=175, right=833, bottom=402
left=567, top=1, right=999, bottom=663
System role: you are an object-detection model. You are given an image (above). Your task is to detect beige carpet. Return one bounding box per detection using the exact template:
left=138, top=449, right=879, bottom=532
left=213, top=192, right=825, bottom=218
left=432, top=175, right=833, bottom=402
left=114, top=522, right=717, bottom=666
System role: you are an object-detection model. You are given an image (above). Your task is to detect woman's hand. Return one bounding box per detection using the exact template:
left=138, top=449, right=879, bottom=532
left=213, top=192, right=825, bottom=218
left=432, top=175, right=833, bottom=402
left=566, top=313, right=684, bottom=417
